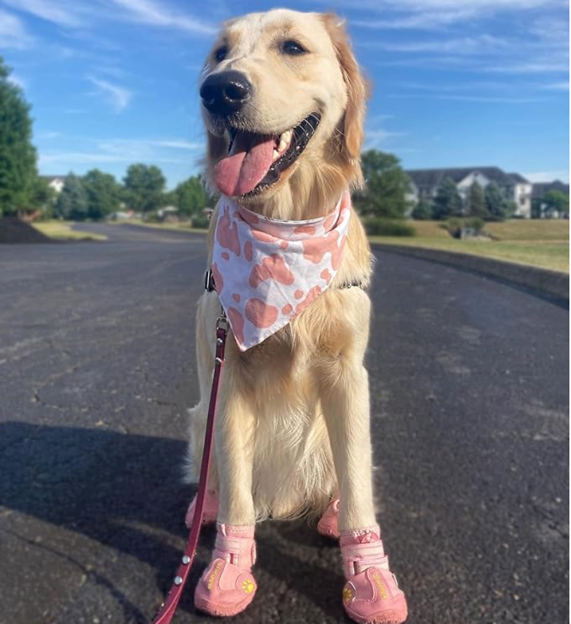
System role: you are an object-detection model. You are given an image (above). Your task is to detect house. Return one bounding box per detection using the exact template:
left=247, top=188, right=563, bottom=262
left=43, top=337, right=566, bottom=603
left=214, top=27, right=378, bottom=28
left=157, top=205, right=180, bottom=222
left=405, top=167, right=533, bottom=218
left=40, top=175, right=66, bottom=194
left=531, top=180, right=570, bottom=218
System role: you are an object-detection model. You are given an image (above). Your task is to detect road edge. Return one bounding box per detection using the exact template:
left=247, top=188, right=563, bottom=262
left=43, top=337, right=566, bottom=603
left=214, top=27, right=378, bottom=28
left=372, top=243, right=569, bottom=301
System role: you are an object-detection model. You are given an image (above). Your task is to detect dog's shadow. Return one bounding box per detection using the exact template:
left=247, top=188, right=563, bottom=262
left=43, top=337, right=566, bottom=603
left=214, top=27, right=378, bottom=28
left=0, top=421, right=347, bottom=623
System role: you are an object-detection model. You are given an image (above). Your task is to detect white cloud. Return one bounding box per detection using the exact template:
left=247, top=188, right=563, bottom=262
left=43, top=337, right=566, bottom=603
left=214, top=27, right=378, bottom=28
left=36, top=131, right=61, bottom=139
left=1, top=0, right=217, bottom=36
left=353, top=9, right=482, bottom=30
left=107, top=0, right=217, bottom=35
left=524, top=170, right=570, bottom=183
left=1, top=0, right=86, bottom=28
left=0, top=9, right=34, bottom=49
left=39, top=151, right=190, bottom=165
left=370, top=34, right=508, bottom=54
left=156, top=140, right=203, bottom=150
left=38, top=135, right=204, bottom=170
left=7, top=73, right=27, bottom=89
left=331, top=0, right=564, bottom=18
left=541, top=81, right=569, bottom=90
left=87, top=76, right=133, bottom=113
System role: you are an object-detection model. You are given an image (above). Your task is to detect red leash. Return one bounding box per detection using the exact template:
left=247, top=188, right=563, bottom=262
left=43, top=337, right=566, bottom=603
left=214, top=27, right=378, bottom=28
left=151, top=312, right=228, bottom=624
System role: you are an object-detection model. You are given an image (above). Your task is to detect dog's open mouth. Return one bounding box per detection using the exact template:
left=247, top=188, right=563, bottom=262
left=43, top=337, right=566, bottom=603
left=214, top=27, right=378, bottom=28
left=213, top=113, right=321, bottom=197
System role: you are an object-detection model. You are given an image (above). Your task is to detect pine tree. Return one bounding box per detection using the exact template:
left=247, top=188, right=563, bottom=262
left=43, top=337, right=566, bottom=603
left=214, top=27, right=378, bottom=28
left=485, top=182, right=509, bottom=221
left=55, top=173, right=88, bottom=220
left=432, top=178, right=463, bottom=220
left=466, top=181, right=489, bottom=219
left=0, top=56, right=38, bottom=217
left=411, top=198, right=433, bottom=220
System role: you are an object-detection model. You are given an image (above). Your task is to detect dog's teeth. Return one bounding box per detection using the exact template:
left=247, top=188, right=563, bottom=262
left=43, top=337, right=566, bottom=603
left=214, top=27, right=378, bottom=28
left=273, top=149, right=279, bottom=160
left=278, top=129, right=292, bottom=153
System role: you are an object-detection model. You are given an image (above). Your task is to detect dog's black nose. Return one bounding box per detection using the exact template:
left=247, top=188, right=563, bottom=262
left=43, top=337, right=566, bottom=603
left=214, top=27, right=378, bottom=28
left=200, top=71, right=252, bottom=115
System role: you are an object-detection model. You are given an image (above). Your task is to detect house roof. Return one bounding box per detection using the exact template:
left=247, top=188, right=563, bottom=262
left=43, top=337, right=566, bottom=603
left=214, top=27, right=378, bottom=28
left=531, top=180, right=570, bottom=199
left=405, top=167, right=530, bottom=189
left=507, top=172, right=530, bottom=184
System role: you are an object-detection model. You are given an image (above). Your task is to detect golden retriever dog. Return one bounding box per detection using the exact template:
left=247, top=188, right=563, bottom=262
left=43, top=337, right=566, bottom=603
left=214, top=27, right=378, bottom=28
left=186, top=9, right=408, bottom=624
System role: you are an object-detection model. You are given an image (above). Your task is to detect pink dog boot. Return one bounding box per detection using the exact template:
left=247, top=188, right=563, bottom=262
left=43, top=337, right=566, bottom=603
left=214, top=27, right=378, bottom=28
left=194, top=523, right=257, bottom=617
left=317, top=497, right=340, bottom=538
left=340, top=526, right=408, bottom=624
left=185, top=489, right=219, bottom=528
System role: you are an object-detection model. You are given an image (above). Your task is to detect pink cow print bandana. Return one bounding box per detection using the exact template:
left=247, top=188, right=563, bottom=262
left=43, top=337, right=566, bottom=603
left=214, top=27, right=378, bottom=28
left=212, top=190, right=351, bottom=351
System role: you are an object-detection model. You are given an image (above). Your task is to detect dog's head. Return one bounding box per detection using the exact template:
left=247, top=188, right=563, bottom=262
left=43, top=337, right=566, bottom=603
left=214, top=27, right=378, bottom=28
left=200, top=9, right=367, bottom=211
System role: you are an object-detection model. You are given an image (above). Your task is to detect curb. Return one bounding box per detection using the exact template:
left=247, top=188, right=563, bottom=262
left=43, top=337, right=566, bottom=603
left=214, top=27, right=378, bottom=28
left=372, top=243, right=569, bottom=302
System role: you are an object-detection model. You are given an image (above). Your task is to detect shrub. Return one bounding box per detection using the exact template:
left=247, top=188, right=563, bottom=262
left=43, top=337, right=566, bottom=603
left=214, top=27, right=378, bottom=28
left=411, top=199, right=433, bottom=220
left=363, top=218, right=415, bottom=237
left=145, top=212, right=162, bottom=223
left=191, top=213, right=211, bottom=229
left=444, top=217, right=485, bottom=239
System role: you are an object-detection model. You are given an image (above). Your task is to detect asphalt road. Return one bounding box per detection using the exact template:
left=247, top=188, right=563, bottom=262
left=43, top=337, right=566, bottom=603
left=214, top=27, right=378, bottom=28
left=0, top=223, right=568, bottom=624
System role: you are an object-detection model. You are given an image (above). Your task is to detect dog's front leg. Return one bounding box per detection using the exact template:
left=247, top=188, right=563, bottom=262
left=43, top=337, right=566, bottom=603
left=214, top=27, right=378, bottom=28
left=194, top=364, right=258, bottom=617
left=321, top=359, right=408, bottom=624
left=321, top=362, right=376, bottom=531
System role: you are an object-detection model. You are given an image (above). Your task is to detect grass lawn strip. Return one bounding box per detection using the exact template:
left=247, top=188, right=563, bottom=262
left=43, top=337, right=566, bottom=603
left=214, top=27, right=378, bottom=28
left=33, top=221, right=107, bottom=241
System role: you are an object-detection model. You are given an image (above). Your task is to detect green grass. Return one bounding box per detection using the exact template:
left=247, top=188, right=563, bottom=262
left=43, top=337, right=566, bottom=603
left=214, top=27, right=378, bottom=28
left=118, top=217, right=569, bottom=273
left=372, top=219, right=569, bottom=273
left=115, top=218, right=209, bottom=233
left=371, top=236, right=569, bottom=273
left=33, top=221, right=107, bottom=241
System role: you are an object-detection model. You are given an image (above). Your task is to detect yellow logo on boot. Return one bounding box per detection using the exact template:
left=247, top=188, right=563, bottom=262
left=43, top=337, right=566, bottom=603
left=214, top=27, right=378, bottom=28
left=207, top=561, right=223, bottom=590
left=242, top=578, right=255, bottom=594
left=371, top=571, right=388, bottom=600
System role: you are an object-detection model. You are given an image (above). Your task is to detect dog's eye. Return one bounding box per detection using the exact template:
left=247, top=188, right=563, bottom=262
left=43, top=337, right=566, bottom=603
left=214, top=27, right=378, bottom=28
left=214, top=46, right=228, bottom=62
left=281, top=40, right=307, bottom=56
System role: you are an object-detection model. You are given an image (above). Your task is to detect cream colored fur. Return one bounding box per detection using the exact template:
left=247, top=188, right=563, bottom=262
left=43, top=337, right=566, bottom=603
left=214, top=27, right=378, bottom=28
left=187, top=9, right=377, bottom=532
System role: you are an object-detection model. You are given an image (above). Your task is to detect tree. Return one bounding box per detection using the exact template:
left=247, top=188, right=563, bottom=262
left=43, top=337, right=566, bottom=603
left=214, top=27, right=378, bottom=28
left=123, top=164, right=166, bottom=215
left=54, top=173, right=88, bottom=220
left=542, top=190, right=569, bottom=218
left=83, top=169, right=121, bottom=220
left=353, top=150, right=411, bottom=218
left=485, top=182, right=510, bottom=221
left=466, top=181, right=489, bottom=219
left=29, top=176, right=56, bottom=215
left=0, top=56, right=38, bottom=217
left=411, top=198, right=433, bottom=220
left=175, top=175, right=208, bottom=217
left=432, top=178, right=463, bottom=220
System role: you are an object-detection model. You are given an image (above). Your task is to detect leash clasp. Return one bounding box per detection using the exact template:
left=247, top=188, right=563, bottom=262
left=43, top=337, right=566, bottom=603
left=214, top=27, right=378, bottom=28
left=216, top=312, right=229, bottom=333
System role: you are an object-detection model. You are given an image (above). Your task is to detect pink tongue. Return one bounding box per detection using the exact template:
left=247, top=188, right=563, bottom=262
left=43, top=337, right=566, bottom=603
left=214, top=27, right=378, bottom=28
left=214, top=132, right=275, bottom=196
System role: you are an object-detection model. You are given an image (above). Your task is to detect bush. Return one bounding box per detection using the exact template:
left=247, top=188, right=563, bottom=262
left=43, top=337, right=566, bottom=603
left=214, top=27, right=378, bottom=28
left=145, top=212, right=162, bottom=223
left=444, top=217, right=485, bottom=239
left=363, top=218, right=415, bottom=237
left=191, top=213, right=211, bottom=229
left=411, top=199, right=433, bottom=220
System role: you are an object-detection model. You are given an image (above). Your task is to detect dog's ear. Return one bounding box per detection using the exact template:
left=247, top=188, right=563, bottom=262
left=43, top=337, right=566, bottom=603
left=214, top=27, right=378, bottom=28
left=322, top=13, right=368, bottom=162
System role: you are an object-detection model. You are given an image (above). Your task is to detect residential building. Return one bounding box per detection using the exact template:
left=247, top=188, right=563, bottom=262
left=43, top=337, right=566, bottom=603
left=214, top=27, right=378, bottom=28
left=40, top=175, right=67, bottom=194
left=406, top=167, right=533, bottom=218
left=531, top=180, right=570, bottom=218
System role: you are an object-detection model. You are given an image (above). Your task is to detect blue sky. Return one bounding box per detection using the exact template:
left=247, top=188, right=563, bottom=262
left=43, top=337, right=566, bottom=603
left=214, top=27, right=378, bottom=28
left=1, top=0, right=568, bottom=189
